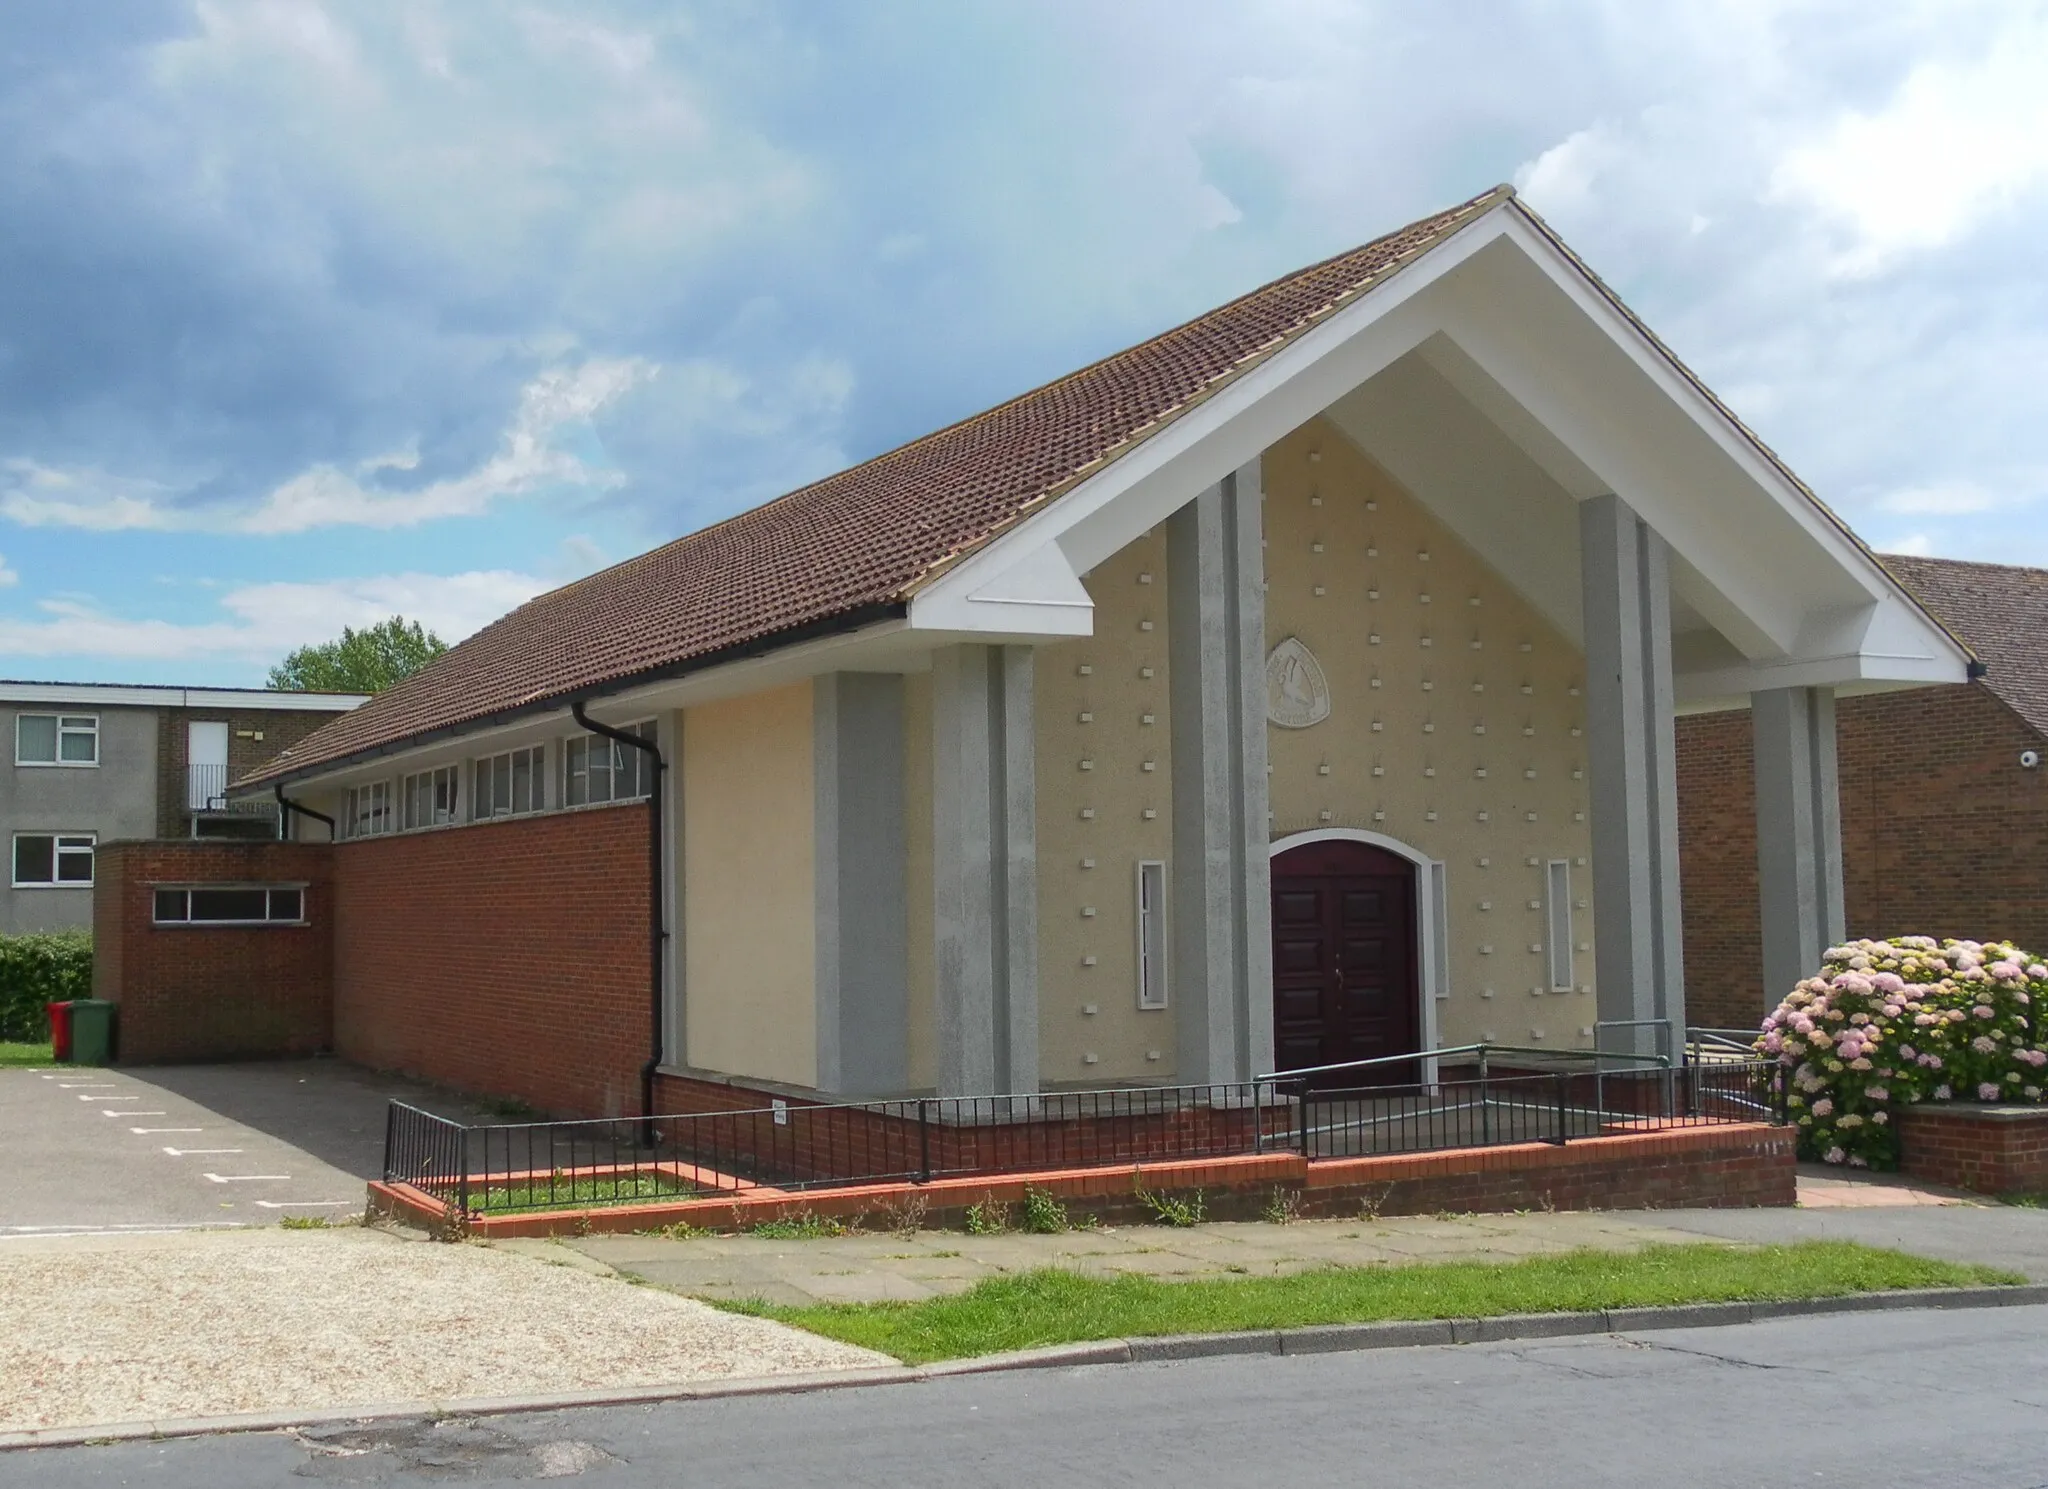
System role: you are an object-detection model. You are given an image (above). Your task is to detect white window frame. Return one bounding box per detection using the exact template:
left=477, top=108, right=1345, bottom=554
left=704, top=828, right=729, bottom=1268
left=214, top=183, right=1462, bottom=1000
left=12, top=832, right=96, bottom=887
left=1546, top=859, right=1575, bottom=992
left=564, top=720, right=655, bottom=806
left=1135, top=859, right=1168, bottom=1010
left=153, top=884, right=308, bottom=926
left=474, top=744, right=546, bottom=820
left=400, top=764, right=461, bottom=830
left=15, top=712, right=100, bottom=767
left=344, top=780, right=394, bottom=839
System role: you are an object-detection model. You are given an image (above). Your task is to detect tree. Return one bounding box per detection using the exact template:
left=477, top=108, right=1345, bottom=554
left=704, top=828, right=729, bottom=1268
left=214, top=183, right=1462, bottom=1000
left=268, top=616, right=450, bottom=694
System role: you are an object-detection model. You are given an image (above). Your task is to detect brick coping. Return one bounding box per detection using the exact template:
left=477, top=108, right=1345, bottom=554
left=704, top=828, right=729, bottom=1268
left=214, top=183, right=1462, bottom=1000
left=369, top=1121, right=1792, bottom=1239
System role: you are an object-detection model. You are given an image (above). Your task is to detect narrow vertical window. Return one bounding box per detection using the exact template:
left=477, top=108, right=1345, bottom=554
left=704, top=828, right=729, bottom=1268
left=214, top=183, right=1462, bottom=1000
left=1136, top=859, right=1168, bottom=1010
left=1546, top=859, right=1574, bottom=991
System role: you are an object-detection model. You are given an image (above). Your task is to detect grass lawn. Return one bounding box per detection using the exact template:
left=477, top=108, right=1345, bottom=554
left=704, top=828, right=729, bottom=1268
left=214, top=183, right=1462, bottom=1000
left=470, top=1172, right=696, bottom=1214
left=0, top=1041, right=54, bottom=1069
left=724, top=1242, right=2019, bottom=1364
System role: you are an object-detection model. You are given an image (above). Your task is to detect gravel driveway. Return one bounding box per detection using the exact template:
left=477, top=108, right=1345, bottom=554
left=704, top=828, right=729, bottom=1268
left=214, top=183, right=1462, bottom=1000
left=2, top=1226, right=887, bottom=1433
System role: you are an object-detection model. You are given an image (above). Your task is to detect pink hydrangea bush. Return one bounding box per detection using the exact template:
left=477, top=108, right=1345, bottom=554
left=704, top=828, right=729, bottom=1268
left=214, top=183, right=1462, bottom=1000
left=1756, top=937, right=2048, bottom=1168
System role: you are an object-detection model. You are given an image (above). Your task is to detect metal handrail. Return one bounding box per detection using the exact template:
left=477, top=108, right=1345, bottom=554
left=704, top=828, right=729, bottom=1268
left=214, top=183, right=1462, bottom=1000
left=1256, top=1041, right=1669, bottom=1084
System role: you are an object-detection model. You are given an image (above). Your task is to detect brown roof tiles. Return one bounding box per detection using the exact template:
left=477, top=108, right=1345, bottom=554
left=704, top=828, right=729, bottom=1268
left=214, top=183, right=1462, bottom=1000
left=1880, top=554, right=2048, bottom=736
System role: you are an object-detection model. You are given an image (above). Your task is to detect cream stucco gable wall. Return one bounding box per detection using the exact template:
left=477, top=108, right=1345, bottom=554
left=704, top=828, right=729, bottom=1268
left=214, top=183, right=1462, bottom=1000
left=681, top=682, right=818, bottom=1086
left=1033, top=530, right=1176, bottom=1085
left=1263, top=417, right=1597, bottom=1049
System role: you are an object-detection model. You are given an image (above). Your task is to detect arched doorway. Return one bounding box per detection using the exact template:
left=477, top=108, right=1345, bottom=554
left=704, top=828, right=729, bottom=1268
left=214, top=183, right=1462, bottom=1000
left=1270, top=837, right=1421, bottom=1082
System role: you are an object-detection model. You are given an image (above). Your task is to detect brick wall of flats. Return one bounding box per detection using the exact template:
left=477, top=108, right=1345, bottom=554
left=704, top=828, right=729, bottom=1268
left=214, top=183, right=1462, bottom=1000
left=331, top=803, right=654, bottom=1119
left=92, top=840, right=334, bottom=1062
left=1677, top=683, right=2048, bottom=1033
left=1896, top=1103, right=2048, bottom=1196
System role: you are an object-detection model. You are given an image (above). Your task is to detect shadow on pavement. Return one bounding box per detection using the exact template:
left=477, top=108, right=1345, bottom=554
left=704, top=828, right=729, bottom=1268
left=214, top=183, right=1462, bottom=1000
left=119, top=1059, right=498, bottom=1181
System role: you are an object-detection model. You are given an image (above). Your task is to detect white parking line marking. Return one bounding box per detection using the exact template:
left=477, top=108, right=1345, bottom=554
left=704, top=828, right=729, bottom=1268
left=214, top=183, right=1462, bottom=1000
left=78, top=1094, right=139, bottom=1102
left=130, top=1127, right=203, bottom=1134
left=110, top=1110, right=168, bottom=1117
left=203, top=1173, right=291, bottom=1183
left=57, top=1082, right=115, bottom=1089
left=253, top=1201, right=351, bottom=1209
left=162, top=1147, right=243, bottom=1156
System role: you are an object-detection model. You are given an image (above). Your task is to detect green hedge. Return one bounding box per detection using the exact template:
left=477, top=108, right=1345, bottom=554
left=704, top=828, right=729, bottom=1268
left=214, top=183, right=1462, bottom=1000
left=0, top=931, right=93, bottom=1042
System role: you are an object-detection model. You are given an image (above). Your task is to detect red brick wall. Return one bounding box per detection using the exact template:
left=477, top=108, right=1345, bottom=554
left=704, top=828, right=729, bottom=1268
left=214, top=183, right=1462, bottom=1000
left=1678, top=683, right=2048, bottom=1032
left=1896, top=1104, right=2048, bottom=1195
left=332, top=804, right=653, bottom=1118
left=412, top=1121, right=1796, bottom=1239
left=92, top=841, right=335, bottom=1062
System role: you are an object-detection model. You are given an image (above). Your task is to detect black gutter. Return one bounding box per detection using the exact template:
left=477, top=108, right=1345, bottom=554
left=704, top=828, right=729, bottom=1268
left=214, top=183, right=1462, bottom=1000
left=274, top=784, right=337, bottom=841
left=245, top=601, right=907, bottom=794
left=572, top=701, right=668, bottom=1131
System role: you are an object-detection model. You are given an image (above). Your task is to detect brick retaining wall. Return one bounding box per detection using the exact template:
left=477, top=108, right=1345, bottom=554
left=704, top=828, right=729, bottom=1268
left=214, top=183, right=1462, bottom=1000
left=370, top=1120, right=1797, bottom=1238
left=1897, top=1103, right=2048, bottom=1195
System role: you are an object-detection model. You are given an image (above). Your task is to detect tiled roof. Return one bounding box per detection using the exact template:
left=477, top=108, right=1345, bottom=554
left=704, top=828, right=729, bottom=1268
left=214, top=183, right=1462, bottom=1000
left=1881, top=554, right=2048, bottom=736
left=246, top=186, right=1514, bottom=785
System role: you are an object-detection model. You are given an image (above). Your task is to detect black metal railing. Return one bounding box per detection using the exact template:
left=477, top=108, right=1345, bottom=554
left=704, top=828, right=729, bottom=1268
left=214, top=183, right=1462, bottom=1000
left=381, top=1059, right=1784, bottom=1218
left=185, top=762, right=274, bottom=814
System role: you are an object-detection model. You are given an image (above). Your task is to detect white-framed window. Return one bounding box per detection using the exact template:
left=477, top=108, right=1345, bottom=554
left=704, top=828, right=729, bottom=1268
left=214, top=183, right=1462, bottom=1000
left=564, top=721, right=655, bottom=806
left=474, top=745, right=546, bottom=820
left=1546, top=859, right=1574, bottom=991
left=153, top=886, right=305, bottom=925
left=343, top=781, right=394, bottom=839
left=13, top=833, right=95, bottom=887
left=15, top=713, right=99, bottom=767
left=1136, top=859, right=1168, bottom=1010
left=400, top=765, right=460, bottom=830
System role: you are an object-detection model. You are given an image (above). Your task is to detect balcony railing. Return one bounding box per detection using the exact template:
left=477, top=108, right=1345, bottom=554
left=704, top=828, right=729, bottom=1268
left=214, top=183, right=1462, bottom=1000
left=185, top=762, right=273, bottom=814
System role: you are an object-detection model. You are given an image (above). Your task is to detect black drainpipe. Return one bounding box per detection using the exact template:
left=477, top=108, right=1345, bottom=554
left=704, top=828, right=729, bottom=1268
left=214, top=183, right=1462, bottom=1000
left=274, top=784, right=337, bottom=840
left=572, top=701, right=668, bottom=1130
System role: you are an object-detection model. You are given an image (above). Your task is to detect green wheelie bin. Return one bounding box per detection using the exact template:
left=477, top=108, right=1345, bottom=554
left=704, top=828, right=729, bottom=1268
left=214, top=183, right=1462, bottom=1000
left=67, top=999, right=116, bottom=1065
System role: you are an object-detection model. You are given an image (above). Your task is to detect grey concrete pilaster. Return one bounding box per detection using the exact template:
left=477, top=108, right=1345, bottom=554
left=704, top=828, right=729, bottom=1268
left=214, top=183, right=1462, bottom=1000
left=931, top=644, right=1039, bottom=1095
left=1752, top=685, right=1846, bottom=1010
left=1580, top=494, right=1686, bottom=1062
left=813, top=674, right=910, bottom=1095
left=1168, top=458, right=1272, bottom=1084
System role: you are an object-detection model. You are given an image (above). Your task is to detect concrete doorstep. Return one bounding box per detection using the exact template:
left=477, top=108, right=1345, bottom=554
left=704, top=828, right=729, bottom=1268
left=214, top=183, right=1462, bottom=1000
left=7, top=1281, right=2044, bottom=1455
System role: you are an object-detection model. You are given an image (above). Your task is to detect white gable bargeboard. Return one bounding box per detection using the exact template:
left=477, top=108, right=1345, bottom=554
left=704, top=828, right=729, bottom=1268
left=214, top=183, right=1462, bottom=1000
left=907, top=197, right=1968, bottom=703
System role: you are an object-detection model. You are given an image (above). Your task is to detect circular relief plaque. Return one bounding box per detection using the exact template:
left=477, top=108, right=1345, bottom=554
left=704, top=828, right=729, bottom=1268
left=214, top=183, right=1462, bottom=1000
left=1266, top=636, right=1331, bottom=729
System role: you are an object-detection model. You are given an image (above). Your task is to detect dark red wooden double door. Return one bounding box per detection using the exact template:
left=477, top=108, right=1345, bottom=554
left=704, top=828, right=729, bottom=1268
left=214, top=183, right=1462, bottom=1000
left=1271, top=840, right=1420, bottom=1083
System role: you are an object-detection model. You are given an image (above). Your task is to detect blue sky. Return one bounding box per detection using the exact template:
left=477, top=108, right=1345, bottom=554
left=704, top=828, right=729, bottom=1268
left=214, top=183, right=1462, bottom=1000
left=3, top=1, right=2044, bottom=686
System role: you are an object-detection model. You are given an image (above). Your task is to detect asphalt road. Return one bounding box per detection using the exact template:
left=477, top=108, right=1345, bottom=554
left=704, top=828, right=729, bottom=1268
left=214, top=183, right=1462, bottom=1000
left=11, top=1304, right=2047, bottom=1487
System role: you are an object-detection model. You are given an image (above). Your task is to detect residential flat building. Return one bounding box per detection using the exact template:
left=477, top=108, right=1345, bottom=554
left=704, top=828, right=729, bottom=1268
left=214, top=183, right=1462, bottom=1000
left=3, top=681, right=365, bottom=934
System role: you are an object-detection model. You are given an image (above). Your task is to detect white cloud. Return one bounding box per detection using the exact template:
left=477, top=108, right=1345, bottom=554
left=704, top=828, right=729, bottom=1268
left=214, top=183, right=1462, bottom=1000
left=1, top=357, right=655, bottom=535
left=241, top=356, right=655, bottom=533
left=0, top=460, right=181, bottom=531
left=1885, top=533, right=1935, bottom=556
left=1769, top=12, right=2048, bottom=276
left=0, top=567, right=554, bottom=663
left=0, top=552, right=16, bottom=586
left=1515, top=127, right=1620, bottom=217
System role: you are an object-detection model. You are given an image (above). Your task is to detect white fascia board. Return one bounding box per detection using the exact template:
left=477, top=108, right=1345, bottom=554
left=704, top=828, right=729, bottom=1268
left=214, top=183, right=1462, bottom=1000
left=906, top=211, right=1517, bottom=636
left=1676, top=649, right=1963, bottom=704
left=0, top=681, right=367, bottom=711
left=1489, top=209, right=1973, bottom=676
left=909, top=539, right=1096, bottom=637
